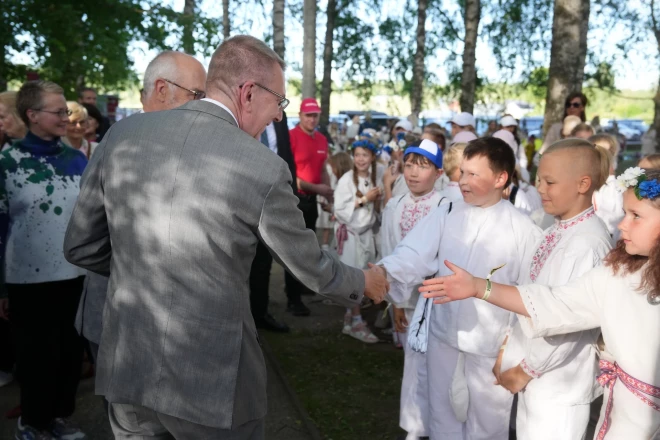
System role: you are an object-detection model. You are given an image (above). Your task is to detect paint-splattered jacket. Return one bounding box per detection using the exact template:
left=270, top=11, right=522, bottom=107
left=0, top=131, right=87, bottom=284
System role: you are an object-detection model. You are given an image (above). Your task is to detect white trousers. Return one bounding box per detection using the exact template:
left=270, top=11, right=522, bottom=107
left=400, top=309, right=429, bottom=437
left=427, top=338, right=512, bottom=440
left=516, top=389, right=590, bottom=440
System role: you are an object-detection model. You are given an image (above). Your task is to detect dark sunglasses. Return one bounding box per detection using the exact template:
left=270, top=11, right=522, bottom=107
left=566, top=102, right=583, bottom=109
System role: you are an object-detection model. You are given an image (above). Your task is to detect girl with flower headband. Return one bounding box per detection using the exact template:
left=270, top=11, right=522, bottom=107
left=334, top=137, right=383, bottom=343
left=421, top=167, right=660, bottom=438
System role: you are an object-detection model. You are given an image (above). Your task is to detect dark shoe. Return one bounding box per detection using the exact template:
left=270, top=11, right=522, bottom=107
left=254, top=314, right=290, bottom=333
left=300, top=286, right=316, bottom=296
left=287, top=301, right=311, bottom=316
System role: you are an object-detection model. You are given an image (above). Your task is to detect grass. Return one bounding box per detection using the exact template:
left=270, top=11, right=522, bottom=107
left=264, top=329, right=405, bottom=440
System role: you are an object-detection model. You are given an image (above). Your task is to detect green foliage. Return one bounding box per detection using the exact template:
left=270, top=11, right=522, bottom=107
left=0, top=0, right=221, bottom=98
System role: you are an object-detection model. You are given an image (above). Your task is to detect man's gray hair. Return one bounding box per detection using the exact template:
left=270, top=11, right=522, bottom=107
left=143, top=51, right=181, bottom=99
left=207, top=36, right=286, bottom=93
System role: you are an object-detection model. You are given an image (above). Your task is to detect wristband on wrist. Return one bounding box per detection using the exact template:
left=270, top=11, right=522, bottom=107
left=481, top=263, right=506, bottom=301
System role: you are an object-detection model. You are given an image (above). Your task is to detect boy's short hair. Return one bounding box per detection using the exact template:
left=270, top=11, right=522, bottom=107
left=443, top=143, right=467, bottom=176
left=463, top=137, right=516, bottom=186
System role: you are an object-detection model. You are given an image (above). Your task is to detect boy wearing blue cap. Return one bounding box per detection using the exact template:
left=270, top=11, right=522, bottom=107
left=376, top=137, right=542, bottom=440
left=381, top=139, right=447, bottom=439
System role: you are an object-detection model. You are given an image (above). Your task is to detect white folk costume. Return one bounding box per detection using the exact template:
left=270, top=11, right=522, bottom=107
left=510, top=185, right=534, bottom=216
left=516, top=265, right=660, bottom=439
left=520, top=181, right=543, bottom=212
left=439, top=181, right=463, bottom=203
left=380, top=200, right=542, bottom=440
left=381, top=189, right=447, bottom=438
left=316, top=163, right=337, bottom=229
left=593, top=174, right=623, bottom=241
left=502, top=207, right=613, bottom=440
left=334, top=170, right=380, bottom=269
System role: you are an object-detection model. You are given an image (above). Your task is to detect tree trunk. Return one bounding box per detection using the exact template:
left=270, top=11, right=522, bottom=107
left=410, top=0, right=427, bottom=117
left=182, top=0, right=195, bottom=54
left=320, top=0, right=336, bottom=129
left=273, top=0, right=286, bottom=60
left=0, top=42, right=6, bottom=92
left=459, top=0, right=480, bottom=114
left=542, top=0, right=590, bottom=139
left=223, top=0, right=230, bottom=40
left=301, top=0, right=317, bottom=99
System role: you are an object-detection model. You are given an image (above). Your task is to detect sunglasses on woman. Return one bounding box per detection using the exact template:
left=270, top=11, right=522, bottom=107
left=566, top=102, right=583, bottom=109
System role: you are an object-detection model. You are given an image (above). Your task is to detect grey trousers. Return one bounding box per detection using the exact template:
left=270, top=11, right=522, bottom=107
left=109, top=403, right=265, bottom=440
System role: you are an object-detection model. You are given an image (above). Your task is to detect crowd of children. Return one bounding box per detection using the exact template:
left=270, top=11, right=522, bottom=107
left=318, top=111, right=660, bottom=439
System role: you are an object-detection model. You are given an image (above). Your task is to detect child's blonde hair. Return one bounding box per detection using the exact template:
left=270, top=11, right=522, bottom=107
left=589, top=133, right=620, bottom=171
left=442, top=143, right=467, bottom=178
left=328, top=152, right=352, bottom=180
left=543, top=138, right=610, bottom=191
left=640, top=153, right=660, bottom=169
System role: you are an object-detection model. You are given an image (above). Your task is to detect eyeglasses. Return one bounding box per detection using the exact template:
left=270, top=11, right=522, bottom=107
left=33, top=109, right=72, bottom=118
left=566, top=102, right=583, bottom=109
left=240, top=82, right=289, bottom=110
left=67, top=119, right=88, bottom=127
left=164, top=79, right=206, bottom=100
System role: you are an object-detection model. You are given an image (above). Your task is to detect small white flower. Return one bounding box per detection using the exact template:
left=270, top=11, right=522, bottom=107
left=616, top=167, right=645, bottom=192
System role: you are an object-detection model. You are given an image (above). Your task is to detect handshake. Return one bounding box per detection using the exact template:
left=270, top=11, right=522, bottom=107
left=362, top=263, right=389, bottom=303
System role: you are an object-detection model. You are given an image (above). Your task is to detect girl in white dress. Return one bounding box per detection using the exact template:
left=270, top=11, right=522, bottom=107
left=316, top=152, right=352, bottom=250
left=422, top=167, right=660, bottom=439
left=334, top=138, right=382, bottom=343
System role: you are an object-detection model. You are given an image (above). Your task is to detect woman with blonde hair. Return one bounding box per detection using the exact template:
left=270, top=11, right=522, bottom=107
left=62, top=101, right=97, bottom=158
left=0, top=92, right=28, bottom=149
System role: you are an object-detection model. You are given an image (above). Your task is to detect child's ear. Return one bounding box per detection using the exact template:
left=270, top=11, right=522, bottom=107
left=577, top=175, right=593, bottom=194
left=435, top=169, right=443, bottom=180
left=494, top=171, right=509, bottom=189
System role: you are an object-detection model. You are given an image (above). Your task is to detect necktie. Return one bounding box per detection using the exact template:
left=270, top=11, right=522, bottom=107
left=260, top=130, right=269, bottom=148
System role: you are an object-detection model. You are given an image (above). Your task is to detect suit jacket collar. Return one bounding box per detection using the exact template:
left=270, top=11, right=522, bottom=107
left=177, top=100, right=239, bottom=128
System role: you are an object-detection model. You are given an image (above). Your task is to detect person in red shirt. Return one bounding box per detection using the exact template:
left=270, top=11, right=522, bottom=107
left=287, top=98, right=334, bottom=316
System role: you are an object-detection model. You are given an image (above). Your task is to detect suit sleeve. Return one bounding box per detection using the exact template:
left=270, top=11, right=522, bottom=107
left=63, top=128, right=112, bottom=276
left=257, top=162, right=364, bottom=307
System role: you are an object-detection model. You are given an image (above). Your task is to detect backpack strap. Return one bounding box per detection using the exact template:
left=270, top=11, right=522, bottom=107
left=510, top=186, right=519, bottom=205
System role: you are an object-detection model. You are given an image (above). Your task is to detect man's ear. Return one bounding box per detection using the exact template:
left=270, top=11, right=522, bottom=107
left=154, top=79, right=168, bottom=103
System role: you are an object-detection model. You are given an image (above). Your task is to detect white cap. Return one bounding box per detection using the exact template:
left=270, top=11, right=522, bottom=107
left=493, top=130, right=518, bottom=157
left=451, top=131, right=477, bottom=144
left=394, top=119, right=413, bottom=132
left=500, top=115, right=518, bottom=127
left=450, top=112, right=476, bottom=127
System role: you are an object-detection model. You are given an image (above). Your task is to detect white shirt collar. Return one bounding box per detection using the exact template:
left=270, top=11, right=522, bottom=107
left=201, top=98, right=239, bottom=126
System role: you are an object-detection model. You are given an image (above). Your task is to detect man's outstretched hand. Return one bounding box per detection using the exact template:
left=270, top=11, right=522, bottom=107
left=419, top=260, right=479, bottom=304
left=362, top=263, right=389, bottom=304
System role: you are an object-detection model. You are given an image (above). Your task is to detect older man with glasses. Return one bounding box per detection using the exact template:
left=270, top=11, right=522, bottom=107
left=141, top=51, right=207, bottom=113
left=64, top=35, right=388, bottom=439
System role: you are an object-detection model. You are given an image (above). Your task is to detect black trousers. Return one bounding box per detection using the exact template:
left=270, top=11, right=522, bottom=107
left=8, top=276, right=85, bottom=430
left=283, top=195, right=318, bottom=302
left=249, top=195, right=318, bottom=318
left=0, top=316, right=15, bottom=372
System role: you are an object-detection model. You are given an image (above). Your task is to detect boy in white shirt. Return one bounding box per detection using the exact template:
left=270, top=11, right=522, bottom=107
left=375, top=138, right=542, bottom=440
left=380, top=139, right=446, bottom=439
left=499, top=139, right=613, bottom=439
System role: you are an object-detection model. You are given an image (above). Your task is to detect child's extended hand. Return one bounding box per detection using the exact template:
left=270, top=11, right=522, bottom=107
left=382, top=164, right=399, bottom=190
left=393, top=306, right=408, bottom=333
left=365, top=187, right=381, bottom=202
left=499, top=364, right=533, bottom=394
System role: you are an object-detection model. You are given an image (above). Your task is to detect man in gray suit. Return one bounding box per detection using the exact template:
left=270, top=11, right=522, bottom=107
left=64, top=35, right=388, bottom=439
left=75, top=50, right=207, bottom=363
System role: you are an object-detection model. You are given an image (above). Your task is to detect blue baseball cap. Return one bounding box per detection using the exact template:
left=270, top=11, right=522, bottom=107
left=404, top=139, right=443, bottom=168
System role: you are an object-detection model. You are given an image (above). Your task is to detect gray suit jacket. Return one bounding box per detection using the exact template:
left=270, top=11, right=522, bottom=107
left=63, top=100, right=364, bottom=429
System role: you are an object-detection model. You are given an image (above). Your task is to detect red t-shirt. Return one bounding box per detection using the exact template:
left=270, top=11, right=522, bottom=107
left=289, top=125, right=328, bottom=194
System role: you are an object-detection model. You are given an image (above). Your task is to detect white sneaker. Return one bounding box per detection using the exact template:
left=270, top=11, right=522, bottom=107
left=342, top=312, right=352, bottom=335
left=348, top=322, right=379, bottom=344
